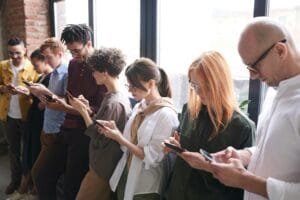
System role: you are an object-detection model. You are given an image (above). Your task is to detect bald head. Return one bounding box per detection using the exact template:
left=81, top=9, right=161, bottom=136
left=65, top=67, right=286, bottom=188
left=238, top=17, right=300, bottom=86
left=238, top=17, right=294, bottom=64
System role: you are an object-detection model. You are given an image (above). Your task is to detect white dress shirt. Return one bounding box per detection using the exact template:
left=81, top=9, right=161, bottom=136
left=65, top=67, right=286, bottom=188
left=244, top=74, right=300, bottom=200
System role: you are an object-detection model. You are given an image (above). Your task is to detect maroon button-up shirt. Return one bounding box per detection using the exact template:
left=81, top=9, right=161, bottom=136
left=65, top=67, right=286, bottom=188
left=63, top=59, right=106, bottom=129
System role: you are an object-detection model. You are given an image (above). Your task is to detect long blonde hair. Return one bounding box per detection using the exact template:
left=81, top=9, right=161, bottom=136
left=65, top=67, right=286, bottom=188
left=187, top=51, right=237, bottom=139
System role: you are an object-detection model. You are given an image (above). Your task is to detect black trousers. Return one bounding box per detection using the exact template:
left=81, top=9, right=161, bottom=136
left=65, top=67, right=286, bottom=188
left=33, top=128, right=90, bottom=200
left=4, top=116, right=28, bottom=187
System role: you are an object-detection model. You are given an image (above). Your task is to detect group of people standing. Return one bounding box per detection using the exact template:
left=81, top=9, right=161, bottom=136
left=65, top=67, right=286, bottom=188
left=0, top=16, right=299, bottom=200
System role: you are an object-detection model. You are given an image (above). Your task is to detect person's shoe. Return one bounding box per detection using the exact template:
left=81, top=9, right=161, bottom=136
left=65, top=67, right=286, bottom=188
left=5, top=191, right=26, bottom=200
left=5, top=183, right=19, bottom=195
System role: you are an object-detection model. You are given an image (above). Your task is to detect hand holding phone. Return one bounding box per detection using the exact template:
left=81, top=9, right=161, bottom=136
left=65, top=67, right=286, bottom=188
left=23, top=80, right=32, bottom=86
left=66, top=90, right=74, bottom=100
left=199, top=149, right=215, bottom=162
left=94, top=120, right=105, bottom=128
left=44, top=94, right=56, bottom=102
left=164, top=142, right=185, bottom=153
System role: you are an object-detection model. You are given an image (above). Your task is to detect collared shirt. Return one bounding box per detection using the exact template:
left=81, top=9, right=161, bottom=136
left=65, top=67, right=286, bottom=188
left=245, top=74, right=300, bottom=200
left=62, top=59, right=106, bottom=129
left=0, top=58, right=39, bottom=121
left=43, top=63, right=68, bottom=134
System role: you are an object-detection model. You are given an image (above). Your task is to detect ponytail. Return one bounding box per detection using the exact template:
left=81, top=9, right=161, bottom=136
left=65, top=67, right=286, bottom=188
left=158, top=68, right=172, bottom=98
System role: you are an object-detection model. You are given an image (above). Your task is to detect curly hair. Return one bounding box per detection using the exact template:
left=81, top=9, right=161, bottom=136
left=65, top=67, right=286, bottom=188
left=60, top=24, right=93, bottom=45
left=87, top=47, right=126, bottom=77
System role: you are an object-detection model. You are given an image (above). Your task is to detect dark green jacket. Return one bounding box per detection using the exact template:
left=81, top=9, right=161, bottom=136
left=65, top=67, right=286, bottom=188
left=165, top=104, right=255, bottom=200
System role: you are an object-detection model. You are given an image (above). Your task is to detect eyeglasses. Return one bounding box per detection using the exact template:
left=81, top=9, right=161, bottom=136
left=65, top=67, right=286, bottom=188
left=125, top=83, right=137, bottom=91
left=189, top=80, right=200, bottom=91
left=69, top=46, right=85, bottom=55
left=247, top=39, right=287, bottom=72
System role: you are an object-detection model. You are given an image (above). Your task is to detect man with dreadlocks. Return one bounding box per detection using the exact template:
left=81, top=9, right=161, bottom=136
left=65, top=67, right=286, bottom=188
left=33, top=24, right=106, bottom=200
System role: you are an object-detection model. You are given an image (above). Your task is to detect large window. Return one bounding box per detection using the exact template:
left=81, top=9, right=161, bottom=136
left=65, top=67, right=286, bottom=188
left=52, top=0, right=276, bottom=121
left=54, top=0, right=89, bottom=38
left=269, top=1, right=300, bottom=47
left=158, top=0, right=254, bottom=110
left=94, top=0, right=140, bottom=66
left=258, top=1, right=300, bottom=111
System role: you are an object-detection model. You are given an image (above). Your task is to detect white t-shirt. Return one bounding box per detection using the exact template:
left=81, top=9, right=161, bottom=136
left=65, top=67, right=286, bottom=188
left=8, top=63, right=24, bottom=119
left=244, top=75, right=300, bottom=200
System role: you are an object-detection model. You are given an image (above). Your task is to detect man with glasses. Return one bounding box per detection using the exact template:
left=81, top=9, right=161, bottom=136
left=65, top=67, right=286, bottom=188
left=0, top=37, right=39, bottom=195
left=34, top=24, right=106, bottom=200
left=210, top=17, right=300, bottom=200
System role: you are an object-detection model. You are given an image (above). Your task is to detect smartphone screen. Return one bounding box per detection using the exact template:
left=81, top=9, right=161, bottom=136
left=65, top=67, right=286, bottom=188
left=164, top=142, right=185, bottom=153
left=199, top=149, right=214, bottom=162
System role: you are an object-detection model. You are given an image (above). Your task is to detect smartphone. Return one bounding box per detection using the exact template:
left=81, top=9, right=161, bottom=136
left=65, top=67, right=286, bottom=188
left=164, top=142, right=185, bottom=153
left=22, top=80, right=32, bottom=86
left=94, top=120, right=105, bottom=128
left=45, top=94, right=55, bottom=102
left=199, top=148, right=214, bottom=162
left=66, top=90, right=74, bottom=100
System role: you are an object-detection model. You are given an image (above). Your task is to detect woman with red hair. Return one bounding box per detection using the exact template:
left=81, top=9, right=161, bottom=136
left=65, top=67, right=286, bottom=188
left=164, top=51, right=255, bottom=200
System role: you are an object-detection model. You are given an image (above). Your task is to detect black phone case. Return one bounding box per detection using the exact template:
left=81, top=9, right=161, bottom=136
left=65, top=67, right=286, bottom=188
left=164, top=142, right=184, bottom=153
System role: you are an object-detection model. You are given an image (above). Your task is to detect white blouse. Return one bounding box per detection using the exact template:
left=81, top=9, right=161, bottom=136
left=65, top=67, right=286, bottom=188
left=110, top=100, right=179, bottom=200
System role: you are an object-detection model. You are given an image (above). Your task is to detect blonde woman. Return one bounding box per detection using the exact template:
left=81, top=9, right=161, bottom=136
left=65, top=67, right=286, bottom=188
left=164, top=51, right=255, bottom=200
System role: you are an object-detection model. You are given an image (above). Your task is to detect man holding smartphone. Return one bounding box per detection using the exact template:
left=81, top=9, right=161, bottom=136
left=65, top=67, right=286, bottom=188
left=210, top=17, right=300, bottom=200
left=32, top=24, right=106, bottom=200
left=0, top=38, right=39, bottom=195
left=27, top=37, right=68, bottom=200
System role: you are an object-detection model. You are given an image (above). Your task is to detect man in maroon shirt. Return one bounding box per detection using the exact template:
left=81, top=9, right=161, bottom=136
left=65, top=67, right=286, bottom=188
left=33, top=24, right=106, bottom=200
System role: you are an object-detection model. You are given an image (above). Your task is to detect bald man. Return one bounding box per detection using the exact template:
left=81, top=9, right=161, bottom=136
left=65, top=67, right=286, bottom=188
left=210, top=17, right=300, bottom=200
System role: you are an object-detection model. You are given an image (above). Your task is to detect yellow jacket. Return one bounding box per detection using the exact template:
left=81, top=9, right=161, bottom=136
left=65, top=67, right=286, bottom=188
left=0, top=59, right=39, bottom=121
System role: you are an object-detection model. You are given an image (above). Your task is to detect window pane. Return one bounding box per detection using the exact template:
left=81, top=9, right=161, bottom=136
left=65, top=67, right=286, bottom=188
left=269, top=1, right=300, bottom=50
left=94, top=0, right=140, bottom=65
left=54, top=0, right=89, bottom=37
left=158, top=0, right=254, bottom=110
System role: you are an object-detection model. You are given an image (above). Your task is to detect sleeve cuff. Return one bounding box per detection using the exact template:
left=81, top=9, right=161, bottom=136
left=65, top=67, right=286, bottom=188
left=267, top=177, right=284, bottom=200
left=245, top=146, right=256, bottom=155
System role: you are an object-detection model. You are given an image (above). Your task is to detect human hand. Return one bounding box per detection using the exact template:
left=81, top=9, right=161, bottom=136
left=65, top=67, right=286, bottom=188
left=77, top=94, right=93, bottom=114
left=212, top=146, right=241, bottom=163
left=68, top=96, right=89, bottom=114
left=2, top=84, right=18, bottom=95
left=210, top=158, right=248, bottom=188
left=162, top=132, right=181, bottom=154
left=28, top=83, right=51, bottom=98
left=97, top=120, right=123, bottom=142
left=14, top=85, right=30, bottom=95
left=180, top=151, right=212, bottom=171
